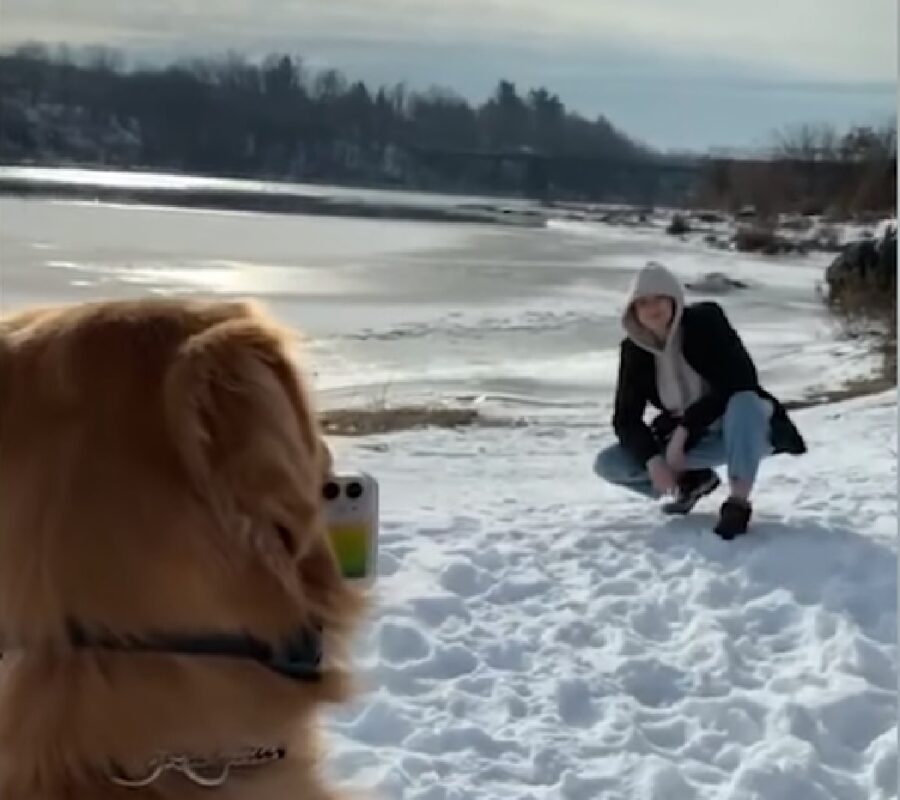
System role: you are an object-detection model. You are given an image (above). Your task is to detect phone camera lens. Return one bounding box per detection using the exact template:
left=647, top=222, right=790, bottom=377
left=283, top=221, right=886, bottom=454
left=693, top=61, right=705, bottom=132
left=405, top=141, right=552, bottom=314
left=346, top=481, right=363, bottom=499
left=323, top=481, right=340, bottom=500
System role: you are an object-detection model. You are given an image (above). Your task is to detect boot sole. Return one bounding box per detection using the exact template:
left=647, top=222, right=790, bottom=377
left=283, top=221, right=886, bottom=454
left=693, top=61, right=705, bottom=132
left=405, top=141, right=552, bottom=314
left=661, top=474, right=721, bottom=515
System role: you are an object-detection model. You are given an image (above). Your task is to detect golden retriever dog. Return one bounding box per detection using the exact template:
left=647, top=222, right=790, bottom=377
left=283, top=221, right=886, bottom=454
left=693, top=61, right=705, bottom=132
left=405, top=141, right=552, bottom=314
left=0, top=298, right=367, bottom=799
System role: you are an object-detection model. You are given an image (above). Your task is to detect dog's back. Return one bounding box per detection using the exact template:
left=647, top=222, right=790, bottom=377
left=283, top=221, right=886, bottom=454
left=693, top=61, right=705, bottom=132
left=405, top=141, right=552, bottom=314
left=0, top=299, right=365, bottom=799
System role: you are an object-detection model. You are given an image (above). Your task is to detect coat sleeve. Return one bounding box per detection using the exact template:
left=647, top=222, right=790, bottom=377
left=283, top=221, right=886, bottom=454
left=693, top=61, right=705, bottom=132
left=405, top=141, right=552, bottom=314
left=612, top=340, right=660, bottom=465
left=681, top=303, right=759, bottom=436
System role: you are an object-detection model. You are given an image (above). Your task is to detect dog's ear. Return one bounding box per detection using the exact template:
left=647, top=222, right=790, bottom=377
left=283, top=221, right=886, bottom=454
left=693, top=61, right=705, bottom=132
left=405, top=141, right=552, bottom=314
left=0, top=334, right=10, bottom=447
left=164, top=311, right=335, bottom=591
left=0, top=330, right=8, bottom=424
left=0, top=311, right=27, bottom=441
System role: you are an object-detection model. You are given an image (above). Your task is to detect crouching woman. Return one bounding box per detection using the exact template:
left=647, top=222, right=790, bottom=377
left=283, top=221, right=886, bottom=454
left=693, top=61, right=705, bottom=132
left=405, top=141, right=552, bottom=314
left=594, top=261, right=806, bottom=539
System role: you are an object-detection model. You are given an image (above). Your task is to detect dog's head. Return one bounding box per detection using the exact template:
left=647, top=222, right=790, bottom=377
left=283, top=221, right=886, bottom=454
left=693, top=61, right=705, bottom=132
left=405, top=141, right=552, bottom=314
left=0, top=299, right=365, bottom=769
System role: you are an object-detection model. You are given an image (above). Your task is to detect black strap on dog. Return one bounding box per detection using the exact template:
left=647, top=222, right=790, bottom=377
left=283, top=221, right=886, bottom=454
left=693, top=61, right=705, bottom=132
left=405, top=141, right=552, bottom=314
left=64, top=620, right=323, bottom=682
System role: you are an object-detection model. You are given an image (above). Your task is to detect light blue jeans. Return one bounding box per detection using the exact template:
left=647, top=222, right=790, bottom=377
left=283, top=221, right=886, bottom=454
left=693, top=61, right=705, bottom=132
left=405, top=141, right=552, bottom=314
left=594, top=391, right=773, bottom=498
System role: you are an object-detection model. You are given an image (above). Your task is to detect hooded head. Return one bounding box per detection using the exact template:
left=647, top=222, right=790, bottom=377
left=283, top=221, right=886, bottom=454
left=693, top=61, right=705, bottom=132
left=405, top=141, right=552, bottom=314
left=622, top=261, right=685, bottom=353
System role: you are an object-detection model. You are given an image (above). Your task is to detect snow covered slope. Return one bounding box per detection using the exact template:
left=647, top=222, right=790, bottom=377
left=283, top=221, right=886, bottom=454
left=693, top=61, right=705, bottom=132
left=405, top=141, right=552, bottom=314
left=326, top=392, right=897, bottom=800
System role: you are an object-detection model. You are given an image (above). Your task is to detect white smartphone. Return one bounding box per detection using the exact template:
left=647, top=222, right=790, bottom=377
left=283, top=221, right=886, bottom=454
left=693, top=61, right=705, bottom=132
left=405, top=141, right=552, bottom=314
left=322, top=471, right=379, bottom=585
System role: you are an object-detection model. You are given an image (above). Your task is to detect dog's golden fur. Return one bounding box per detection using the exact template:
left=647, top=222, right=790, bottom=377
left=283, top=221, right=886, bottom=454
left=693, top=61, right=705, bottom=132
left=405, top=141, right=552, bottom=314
left=0, top=298, right=366, bottom=799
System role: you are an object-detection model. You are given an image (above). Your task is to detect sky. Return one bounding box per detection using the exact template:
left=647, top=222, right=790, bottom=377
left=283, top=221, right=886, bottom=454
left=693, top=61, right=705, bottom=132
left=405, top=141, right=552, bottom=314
left=0, top=0, right=896, bottom=151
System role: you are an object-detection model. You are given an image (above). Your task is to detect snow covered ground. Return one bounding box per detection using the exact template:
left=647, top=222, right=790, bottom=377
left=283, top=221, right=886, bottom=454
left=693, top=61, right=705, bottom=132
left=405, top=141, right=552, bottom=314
left=327, top=391, right=896, bottom=800
left=0, top=186, right=896, bottom=799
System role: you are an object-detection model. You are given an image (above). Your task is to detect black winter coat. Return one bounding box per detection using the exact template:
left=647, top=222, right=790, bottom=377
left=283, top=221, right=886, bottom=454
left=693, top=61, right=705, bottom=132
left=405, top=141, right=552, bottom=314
left=612, top=301, right=807, bottom=465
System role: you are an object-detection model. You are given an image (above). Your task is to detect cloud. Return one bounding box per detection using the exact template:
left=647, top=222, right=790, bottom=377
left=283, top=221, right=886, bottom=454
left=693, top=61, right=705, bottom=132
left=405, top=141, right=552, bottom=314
left=0, top=0, right=895, bottom=83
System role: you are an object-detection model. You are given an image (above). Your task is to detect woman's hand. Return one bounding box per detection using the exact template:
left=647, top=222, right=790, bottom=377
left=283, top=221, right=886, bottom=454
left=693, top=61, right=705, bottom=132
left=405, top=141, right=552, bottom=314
left=647, top=455, right=677, bottom=494
left=665, top=425, right=689, bottom=473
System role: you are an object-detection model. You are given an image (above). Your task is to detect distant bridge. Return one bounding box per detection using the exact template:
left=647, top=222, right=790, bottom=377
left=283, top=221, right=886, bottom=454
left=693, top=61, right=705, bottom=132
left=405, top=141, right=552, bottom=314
left=404, top=145, right=702, bottom=203
left=403, top=145, right=893, bottom=205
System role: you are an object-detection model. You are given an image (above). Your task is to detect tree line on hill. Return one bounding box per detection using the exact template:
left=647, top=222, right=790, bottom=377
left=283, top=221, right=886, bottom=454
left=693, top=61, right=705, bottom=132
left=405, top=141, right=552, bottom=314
left=0, top=44, right=895, bottom=213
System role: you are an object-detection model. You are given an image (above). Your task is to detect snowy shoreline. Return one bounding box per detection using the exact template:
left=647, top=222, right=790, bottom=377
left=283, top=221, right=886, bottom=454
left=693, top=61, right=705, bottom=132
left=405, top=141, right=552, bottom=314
left=317, top=369, right=891, bottom=438
left=0, top=165, right=545, bottom=228
left=2, top=165, right=893, bottom=245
